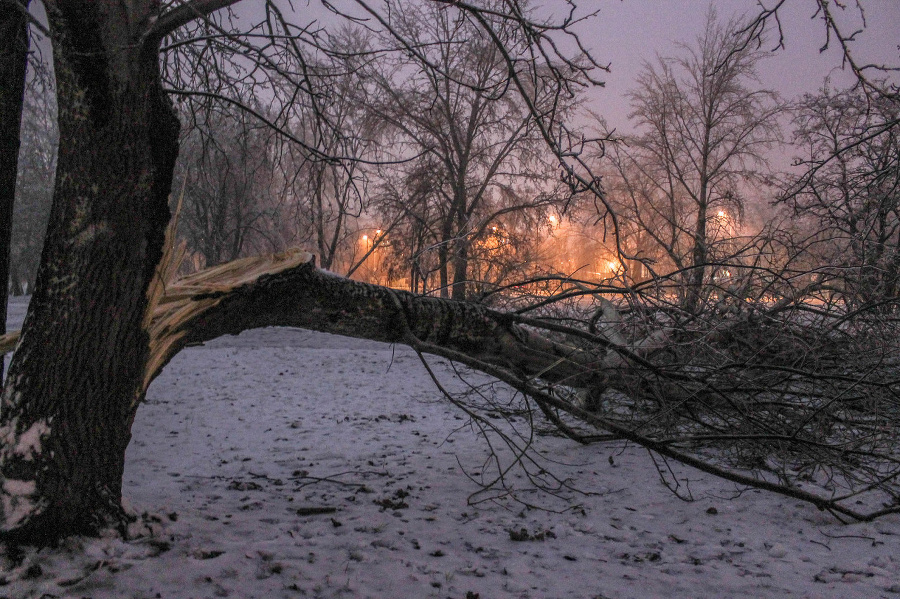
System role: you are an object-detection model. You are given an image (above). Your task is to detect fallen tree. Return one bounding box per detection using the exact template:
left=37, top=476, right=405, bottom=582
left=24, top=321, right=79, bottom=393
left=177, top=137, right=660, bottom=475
left=119, top=238, right=900, bottom=524
left=4, top=221, right=898, bottom=529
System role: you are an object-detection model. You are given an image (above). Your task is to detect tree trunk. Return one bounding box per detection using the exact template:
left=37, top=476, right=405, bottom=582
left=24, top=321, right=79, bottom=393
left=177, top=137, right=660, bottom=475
left=686, top=212, right=707, bottom=313
left=0, top=2, right=179, bottom=542
left=438, top=242, right=449, bottom=298
left=451, top=238, right=469, bottom=301
left=0, top=2, right=30, bottom=383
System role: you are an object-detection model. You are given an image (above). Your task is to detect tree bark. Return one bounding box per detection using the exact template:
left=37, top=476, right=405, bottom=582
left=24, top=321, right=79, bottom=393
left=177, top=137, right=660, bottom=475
left=686, top=201, right=708, bottom=314
left=451, top=238, right=469, bottom=301
left=0, top=2, right=179, bottom=542
left=0, top=2, right=30, bottom=383
left=437, top=241, right=450, bottom=298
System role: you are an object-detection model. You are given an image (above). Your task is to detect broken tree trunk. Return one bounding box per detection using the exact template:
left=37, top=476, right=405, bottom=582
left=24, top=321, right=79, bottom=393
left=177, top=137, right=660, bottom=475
left=143, top=253, right=609, bottom=393
left=0, top=1, right=181, bottom=542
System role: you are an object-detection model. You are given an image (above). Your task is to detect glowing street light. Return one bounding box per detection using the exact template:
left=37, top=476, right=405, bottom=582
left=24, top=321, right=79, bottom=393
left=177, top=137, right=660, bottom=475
left=717, top=210, right=727, bottom=218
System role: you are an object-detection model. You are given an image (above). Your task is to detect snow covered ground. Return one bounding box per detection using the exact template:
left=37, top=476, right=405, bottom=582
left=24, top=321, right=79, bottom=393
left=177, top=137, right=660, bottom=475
left=3, top=295, right=899, bottom=598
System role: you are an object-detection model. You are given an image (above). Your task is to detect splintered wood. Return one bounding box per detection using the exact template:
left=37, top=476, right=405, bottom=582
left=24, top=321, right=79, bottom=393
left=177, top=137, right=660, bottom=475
left=0, top=331, right=18, bottom=357
left=141, top=230, right=313, bottom=393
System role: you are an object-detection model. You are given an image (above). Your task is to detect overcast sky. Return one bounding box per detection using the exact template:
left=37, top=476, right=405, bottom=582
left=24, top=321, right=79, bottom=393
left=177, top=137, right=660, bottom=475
left=293, top=0, right=899, bottom=137
left=32, top=0, right=896, bottom=141
left=188, top=1, right=899, bottom=133
left=573, top=0, right=900, bottom=132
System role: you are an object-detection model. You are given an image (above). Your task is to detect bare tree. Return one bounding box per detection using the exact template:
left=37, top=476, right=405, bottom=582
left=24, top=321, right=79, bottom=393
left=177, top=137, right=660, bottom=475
left=175, top=102, right=280, bottom=269
left=274, top=28, right=378, bottom=273
left=780, top=86, right=900, bottom=309
left=366, top=0, right=568, bottom=300
left=608, top=10, right=781, bottom=312
left=370, top=157, right=445, bottom=292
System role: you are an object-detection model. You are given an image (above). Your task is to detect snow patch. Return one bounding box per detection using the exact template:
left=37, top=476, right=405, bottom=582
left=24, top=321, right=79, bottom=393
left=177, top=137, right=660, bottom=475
left=0, top=417, right=17, bottom=448
left=1, top=478, right=38, bottom=529
left=3, top=478, right=36, bottom=497
left=0, top=416, right=52, bottom=462
left=12, top=419, right=52, bottom=460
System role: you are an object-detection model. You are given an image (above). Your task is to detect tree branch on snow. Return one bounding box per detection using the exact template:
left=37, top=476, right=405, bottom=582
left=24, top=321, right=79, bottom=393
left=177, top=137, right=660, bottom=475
left=144, top=238, right=900, bottom=522
left=131, top=221, right=900, bottom=524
